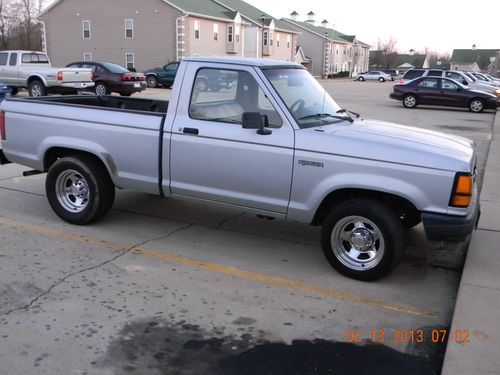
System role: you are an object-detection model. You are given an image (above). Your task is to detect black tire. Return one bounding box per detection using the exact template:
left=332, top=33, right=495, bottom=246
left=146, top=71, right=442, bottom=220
left=321, top=199, right=406, bottom=281
left=379, top=77, right=385, bottom=82
left=28, top=80, right=46, bottom=97
left=468, top=98, right=484, bottom=113
left=45, top=155, right=115, bottom=225
left=400, top=211, right=422, bottom=229
left=358, top=76, right=365, bottom=81
left=94, top=82, right=108, bottom=96
left=403, top=94, right=418, bottom=108
left=9, top=87, right=19, bottom=96
left=146, top=75, right=158, bottom=88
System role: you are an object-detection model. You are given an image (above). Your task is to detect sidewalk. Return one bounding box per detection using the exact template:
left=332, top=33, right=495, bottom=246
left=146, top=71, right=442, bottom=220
left=441, top=109, right=500, bottom=375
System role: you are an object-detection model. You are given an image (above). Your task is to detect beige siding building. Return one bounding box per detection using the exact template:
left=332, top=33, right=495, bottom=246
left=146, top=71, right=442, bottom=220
left=39, top=0, right=298, bottom=72
left=281, top=13, right=370, bottom=77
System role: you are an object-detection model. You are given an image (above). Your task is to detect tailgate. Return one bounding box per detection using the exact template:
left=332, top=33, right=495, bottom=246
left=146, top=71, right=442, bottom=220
left=60, top=68, right=93, bottom=82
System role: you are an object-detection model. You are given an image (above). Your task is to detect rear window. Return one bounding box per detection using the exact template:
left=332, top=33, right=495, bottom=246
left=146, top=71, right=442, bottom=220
left=403, top=70, right=424, bottom=80
left=101, top=62, right=129, bottom=73
left=21, top=53, right=49, bottom=63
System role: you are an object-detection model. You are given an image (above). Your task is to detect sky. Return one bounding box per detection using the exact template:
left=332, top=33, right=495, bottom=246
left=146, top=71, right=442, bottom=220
left=247, top=0, right=500, bottom=55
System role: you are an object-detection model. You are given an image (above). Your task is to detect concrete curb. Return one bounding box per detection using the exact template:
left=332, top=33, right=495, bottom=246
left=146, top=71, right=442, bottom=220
left=441, top=109, right=500, bottom=375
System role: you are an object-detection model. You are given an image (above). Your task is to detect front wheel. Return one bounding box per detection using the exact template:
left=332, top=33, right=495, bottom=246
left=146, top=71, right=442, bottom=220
left=358, top=76, right=365, bottom=81
left=28, top=80, right=46, bottom=97
left=403, top=94, right=418, bottom=108
left=46, top=155, right=115, bottom=225
left=468, top=98, right=484, bottom=113
left=379, top=77, right=385, bottom=82
left=94, top=82, right=108, bottom=96
left=321, top=199, right=405, bottom=281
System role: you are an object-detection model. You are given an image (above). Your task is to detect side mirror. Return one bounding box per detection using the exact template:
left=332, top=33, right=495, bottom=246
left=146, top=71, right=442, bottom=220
left=242, top=112, right=271, bottom=135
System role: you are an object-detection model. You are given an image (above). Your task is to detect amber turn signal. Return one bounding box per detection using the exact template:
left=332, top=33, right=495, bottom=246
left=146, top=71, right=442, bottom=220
left=450, top=173, right=473, bottom=207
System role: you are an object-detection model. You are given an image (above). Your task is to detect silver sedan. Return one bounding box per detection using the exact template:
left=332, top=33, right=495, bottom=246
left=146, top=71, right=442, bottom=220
left=357, top=71, right=394, bottom=82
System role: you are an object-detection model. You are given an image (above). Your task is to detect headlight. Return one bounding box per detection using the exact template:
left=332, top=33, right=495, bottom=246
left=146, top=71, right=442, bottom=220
left=495, top=89, right=500, bottom=97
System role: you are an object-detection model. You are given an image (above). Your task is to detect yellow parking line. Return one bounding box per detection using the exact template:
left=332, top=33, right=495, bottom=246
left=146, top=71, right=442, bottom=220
left=0, top=217, right=438, bottom=319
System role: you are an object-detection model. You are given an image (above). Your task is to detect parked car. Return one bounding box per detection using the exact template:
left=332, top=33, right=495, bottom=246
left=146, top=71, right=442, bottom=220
left=400, top=69, right=500, bottom=96
left=0, top=50, right=94, bottom=96
left=144, top=62, right=234, bottom=91
left=144, top=62, right=180, bottom=88
left=382, top=69, right=399, bottom=77
left=468, top=72, right=500, bottom=87
left=390, top=76, right=499, bottom=112
left=357, top=71, right=393, bottom=82
left=66, top=61, right=146, bottom=96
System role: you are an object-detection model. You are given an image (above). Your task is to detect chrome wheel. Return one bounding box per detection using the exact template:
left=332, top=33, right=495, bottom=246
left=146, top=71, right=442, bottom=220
left=95, top=83, right=107, bottom=96
left=403, top=95, right=417, bottom=108
left=469, top=99, right=484, bottom=113
left=31, top=84, right=43, bottom=96
left=330, top=216, right=385, bottom=271
left=55, top=170, right=89, bottom=213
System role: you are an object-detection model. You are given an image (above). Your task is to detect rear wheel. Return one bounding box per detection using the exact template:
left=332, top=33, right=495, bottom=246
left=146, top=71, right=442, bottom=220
left=379, top=77, right=385, bottom=82
left=321, top=199, right=405, bottom=281
left=403, top=94, right=418, bottom=108
left=469, top=98, right=484, bottom=113
left=46, top=155, right=115, bottom=225
left=28, top=80, right=46, bottom=97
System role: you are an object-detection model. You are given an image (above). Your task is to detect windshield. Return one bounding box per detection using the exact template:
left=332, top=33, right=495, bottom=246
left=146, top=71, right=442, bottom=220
left=263, top=68, right=350, bottom=128
left=102, top=62, right=129, bottom=73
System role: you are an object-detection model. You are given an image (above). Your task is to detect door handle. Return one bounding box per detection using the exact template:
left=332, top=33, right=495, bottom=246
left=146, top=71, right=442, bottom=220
left=182, top=127, right=199, bottom=135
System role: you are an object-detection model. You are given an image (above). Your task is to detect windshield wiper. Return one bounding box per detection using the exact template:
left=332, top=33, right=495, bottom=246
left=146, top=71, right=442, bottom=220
left=298, top=113, right=353, bottom=123
left=336, top=109, right=360, bottom=118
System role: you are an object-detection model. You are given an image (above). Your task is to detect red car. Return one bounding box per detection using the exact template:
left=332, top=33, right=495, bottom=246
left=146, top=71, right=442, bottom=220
left=66, top=61, right=146, bottom=96
left=390, top=76, right=500, bottom=113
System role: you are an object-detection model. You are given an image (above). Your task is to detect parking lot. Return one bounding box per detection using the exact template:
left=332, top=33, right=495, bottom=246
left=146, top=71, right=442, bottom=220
left=0, top=81, right=495, bottom=374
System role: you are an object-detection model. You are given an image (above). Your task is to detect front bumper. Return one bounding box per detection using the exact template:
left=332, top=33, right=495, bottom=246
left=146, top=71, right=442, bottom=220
left=423, top=196, right=480, bottom=242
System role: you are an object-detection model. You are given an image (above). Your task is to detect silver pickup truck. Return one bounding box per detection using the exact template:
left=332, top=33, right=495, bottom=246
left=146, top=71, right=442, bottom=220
left=0, top=50, right=94, bottom=96
left=0, top=57, right=480, bottom=281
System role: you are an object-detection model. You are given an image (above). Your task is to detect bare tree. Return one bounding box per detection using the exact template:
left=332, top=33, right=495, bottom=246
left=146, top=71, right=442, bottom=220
left=0, top=0, right=45, bottom=50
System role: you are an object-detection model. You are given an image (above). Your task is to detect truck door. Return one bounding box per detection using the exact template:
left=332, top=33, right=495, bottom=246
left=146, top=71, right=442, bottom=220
left=0, top=52, right=12, bottom=84
left=169, top=63, right=295, bottom=214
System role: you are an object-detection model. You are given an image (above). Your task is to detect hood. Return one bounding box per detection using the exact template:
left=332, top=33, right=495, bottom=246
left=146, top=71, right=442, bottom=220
left=296, top=118, right=475, bottom=172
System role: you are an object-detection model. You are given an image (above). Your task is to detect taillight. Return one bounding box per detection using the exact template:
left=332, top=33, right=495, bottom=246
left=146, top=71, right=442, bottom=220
left=57, top=71, right=63, bottom=81
left=399, top=79, right=405, bottom=84
left=0, top=111, right=6, bottom=140
left=449, top=173, right=473, bottom=207
left=122, top=74, right=132, bottom=81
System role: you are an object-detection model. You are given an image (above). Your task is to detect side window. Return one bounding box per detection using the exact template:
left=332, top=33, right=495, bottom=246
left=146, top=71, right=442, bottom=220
left=21, top=53, right=32, bottom=63
left=9, top=53, right=17, bottom=66
left=441, top=80, right=459, bottom=90
left=427, top=70, right=442, bottom=77
left=417, top=78, right=438, bottom=88
left=404, top=70, right=423, bottom=80
left=189, top=68, right=282, bottom=127
left=0, top=52, right=8, bottom=66
left=446, top=72, right=466, bottom=85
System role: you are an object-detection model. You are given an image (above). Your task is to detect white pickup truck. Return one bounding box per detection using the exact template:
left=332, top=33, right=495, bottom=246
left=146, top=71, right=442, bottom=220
left=0, top=50, right=94, bottom=96
left=0, top=57, right=480, bottom=280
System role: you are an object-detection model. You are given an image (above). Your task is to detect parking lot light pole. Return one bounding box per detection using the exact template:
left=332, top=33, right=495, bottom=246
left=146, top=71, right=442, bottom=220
left=260, top=15, right=266, bottom=59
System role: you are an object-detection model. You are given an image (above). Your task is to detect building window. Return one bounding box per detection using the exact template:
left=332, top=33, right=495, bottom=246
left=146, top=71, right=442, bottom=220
left=84, top=53, right=92, bottom=61
left=287, top=35, right=291, bottom=48
left=263, top=31, right=268, bottom=46
left=125, top=19, right=134, bottom=38
left=213, top=24, right=218, bottom=41
left=82, top=20, right=91, bottom=39
left=126, top=53, right=134, bottom=70
left=235, top=25, right=240, bottom=43
left=194, top=20, right=200, bottom=39
left=276, top=33, right=280, bottom=47
left=227, top=25, right=233, bottom=43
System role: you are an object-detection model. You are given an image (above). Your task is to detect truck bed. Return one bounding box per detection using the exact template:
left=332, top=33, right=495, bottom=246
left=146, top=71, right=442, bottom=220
left=25, top=95, right=169, bottom=113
